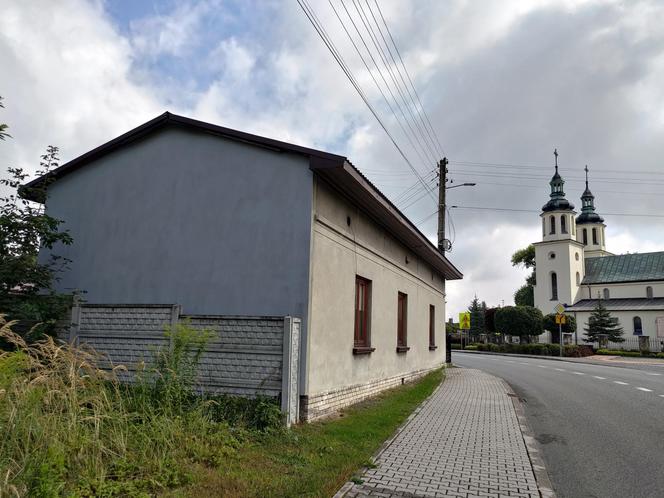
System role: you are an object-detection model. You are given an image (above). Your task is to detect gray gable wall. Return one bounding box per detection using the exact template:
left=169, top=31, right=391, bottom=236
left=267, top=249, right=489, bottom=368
left=42, top=126, right=313, bottom=320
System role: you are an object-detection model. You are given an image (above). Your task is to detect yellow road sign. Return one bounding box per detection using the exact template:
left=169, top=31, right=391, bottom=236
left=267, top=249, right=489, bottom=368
left=555, top=314, right=566, bottom=325
left=459, top=312, right=471, bottom=330
left=554, top=303, right=565, bottom=314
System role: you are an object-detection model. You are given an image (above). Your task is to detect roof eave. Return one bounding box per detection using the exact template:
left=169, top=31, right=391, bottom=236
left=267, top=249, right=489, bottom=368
left=310, top=158, right=462, bottom=281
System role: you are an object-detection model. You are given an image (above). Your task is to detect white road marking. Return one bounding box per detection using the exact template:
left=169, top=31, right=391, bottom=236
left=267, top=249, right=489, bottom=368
left=519, top=362, right=529, bottom=365
left=554, top=368, right=566, bottom=372
left=645, top=373, right=661, bottom=376
left=636, top=387, right=653, bottom=392
left=592, top=376, right=606, bottom=380
left=537, top=365, right=548, bottom=368
left=659, top=395, right=664, bottom=398
left=506, top=360, right=515, bottom=363
left=614, top=381, right=629, bottom=385
left=572, top=372, right=585, bottom=375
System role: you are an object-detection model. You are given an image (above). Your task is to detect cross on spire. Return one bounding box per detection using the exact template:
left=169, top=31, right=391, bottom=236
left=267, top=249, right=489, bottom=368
left=554, top=148, right=559, bottom=172
left=584, top=164, right=589, bottom=188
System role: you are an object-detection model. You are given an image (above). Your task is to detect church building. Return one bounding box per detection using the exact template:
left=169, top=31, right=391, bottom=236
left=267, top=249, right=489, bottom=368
left=533, top=151, right=664, bottom=348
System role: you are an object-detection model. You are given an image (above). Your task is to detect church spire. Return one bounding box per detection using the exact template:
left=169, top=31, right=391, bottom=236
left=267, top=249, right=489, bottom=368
left=542, top=148, right=574, bottom=212
left=577, top=165, right=604, bottom=224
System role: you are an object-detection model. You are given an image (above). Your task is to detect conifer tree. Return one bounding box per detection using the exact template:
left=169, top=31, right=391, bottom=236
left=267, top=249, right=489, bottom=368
left=583, top=299, right=624, bottom=343
left=468, top=295, right=486, bottom=341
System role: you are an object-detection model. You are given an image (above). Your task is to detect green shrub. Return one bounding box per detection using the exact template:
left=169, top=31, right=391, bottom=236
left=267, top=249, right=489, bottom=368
left=596, top=349, right=642, bottom=357
left=464, top=345, right=478, bottom=350
left=0, top=317, right=259, bottom=496
left=450, top=343, right=462, bottom=350
left=657, top=352, right=664, bottom=359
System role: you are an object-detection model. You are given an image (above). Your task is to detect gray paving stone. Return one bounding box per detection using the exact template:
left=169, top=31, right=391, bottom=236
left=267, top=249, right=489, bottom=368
left=336, top=368, right=540, bottom=498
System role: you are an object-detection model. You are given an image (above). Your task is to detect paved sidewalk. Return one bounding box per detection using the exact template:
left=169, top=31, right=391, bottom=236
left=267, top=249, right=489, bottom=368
left=336, top=368, right=543, bottom=498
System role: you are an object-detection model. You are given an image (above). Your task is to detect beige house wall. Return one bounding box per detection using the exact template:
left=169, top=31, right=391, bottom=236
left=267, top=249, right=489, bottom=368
left=579, top=281, right=664, bottom=300
left=304, top=178, right=446, bottom=420
left=573, top=310, right=664, bottom=341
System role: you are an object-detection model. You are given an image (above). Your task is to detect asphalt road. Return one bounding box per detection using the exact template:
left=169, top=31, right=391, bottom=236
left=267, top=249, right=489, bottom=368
left=453, top=352, right=664, bottom=498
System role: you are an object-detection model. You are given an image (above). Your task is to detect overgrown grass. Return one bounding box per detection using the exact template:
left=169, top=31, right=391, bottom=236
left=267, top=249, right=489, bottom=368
left=0, top=314, right=442, bottom=497
left=0, top=317, right=280, bottom=497
left=171, top=368, right=444, bottom=497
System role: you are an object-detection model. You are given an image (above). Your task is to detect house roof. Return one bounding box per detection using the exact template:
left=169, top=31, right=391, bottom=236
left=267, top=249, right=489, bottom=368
left=582, top=252, right=664, bottom=284
left=21, top=112, right=462, bottom=280
left=566, top=298, right=664, bottom=312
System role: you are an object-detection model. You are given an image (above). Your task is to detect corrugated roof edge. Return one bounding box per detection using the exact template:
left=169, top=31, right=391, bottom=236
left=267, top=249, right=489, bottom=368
left=20, top=111, right=462, bottom=280
left=566, top=297, right=664, bottom=311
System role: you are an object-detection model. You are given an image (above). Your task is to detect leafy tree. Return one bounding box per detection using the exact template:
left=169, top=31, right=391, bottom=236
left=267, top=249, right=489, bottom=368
left=514, top=284, right=534, bottom=306
left=495, top=306, right=543, bottom=343
left=1, top=99, right=72, bottom=338
left=511, top=245, right=536, bottom=306
left=468, top=295, right=486, bottom=340
left=0, top=97, right=10, bottom=141
left=511, top=245, right=536, bottom=285
left=543, top=313, right=576, bottom=344
left=583, top=300, right=624, bottom=343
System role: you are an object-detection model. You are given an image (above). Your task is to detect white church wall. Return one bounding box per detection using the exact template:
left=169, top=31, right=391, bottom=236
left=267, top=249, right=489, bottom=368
left=572, top=310, right=664, bottom=346
left=534, top=239, right=585, bottom=313
left=579, top=282, right=664, bottom=300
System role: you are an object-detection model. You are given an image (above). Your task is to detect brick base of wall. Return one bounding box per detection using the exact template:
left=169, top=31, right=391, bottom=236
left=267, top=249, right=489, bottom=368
left=300, top=366, right=438, bottom=422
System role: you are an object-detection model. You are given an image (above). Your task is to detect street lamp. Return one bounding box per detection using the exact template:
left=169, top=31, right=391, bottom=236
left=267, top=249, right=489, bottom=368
left=446, top=182, right=476, bottom=190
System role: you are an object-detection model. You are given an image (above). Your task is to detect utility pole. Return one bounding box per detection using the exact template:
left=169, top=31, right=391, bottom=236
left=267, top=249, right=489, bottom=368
left=437, top=157, right=448, bottom=252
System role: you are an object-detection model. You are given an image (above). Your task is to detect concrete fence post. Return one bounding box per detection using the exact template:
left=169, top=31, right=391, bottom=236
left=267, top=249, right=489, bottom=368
left=69, top=294, right=82, bottom=344
left=281, top=316, right=301, bottom=427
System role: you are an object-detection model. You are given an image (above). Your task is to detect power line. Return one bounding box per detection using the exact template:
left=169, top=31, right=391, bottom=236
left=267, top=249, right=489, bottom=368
left=352, top=0, right=439, bottom=163
left=296, top=0, right=435, bottom=203
left=332, top=0, right=438, bottom=172
left=449, top=159, right=664, bottom=177
left=372, top=0, right=446, bottom=157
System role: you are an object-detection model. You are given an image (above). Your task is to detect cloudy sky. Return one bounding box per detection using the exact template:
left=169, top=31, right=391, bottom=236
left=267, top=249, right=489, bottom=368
left=1, top=0, right=663, bottom=318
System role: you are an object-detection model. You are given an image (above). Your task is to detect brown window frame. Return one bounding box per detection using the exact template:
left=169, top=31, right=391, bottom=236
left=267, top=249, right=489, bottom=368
left=396, top=292, right=409, bottom=353
left=429, top=305, right=437, bottom=350
left=353, top=276, right=374, bottom=354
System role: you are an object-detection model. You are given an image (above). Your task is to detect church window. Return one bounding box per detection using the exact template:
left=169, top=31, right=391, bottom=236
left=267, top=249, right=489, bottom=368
left=592, top=228, right=598, bottom=245
left=603, top=288, right=610, bottom=299
left=575, top=252, right=580, bottom=261
left=549, top=215, right=556, bottom=234
left=561, top=215, right=567, bottom=234
left=551, top=272, right=558, bottom=301
left=576, top=272, right=580, bottom=285
left=647, top=286, right=653, bottom=299
left=582, top=228, right=588, bottom=245
left=549, top=252, right=556, bottom=260
left=542, top=218, right=545, bottom=237
left=633, top=317, right=643, bottom=336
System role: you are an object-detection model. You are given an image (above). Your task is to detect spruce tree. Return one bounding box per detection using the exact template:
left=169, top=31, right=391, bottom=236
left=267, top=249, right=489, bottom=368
left=583, top=300, right=624, bottom=343
left=468, top=295, right=486, bottom=341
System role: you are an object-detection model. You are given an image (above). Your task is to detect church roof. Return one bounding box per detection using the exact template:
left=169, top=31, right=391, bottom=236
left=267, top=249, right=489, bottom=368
left=582, top=251, right=664, bottom=284
left=566, top=297, right=664, bottom=312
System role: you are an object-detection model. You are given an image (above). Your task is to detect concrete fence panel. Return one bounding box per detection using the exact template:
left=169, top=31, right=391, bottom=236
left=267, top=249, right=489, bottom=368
left=70, top=302, right=301, bottom=425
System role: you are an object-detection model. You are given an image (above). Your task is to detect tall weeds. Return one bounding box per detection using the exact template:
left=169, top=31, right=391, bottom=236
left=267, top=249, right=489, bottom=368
left=0, top=316, right=247, bottom=497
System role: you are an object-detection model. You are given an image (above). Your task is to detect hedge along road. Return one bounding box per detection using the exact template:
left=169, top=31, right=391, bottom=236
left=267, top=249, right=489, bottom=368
left=453, top=351, right=664, bottom=498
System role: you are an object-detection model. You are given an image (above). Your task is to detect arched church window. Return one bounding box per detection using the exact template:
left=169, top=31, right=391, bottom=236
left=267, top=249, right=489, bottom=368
left=603, top=288, right=610, bottom=299
left=551, top=272, right=558, bottom=301
left=647, top=286, right=653, bottom=299
left=582, top=229, right=588, bottom=245
left=542, top=218, right=545, bottom=237
left=576, top=272, right=580, bottom=285
left=561, top=215, right=567, bottom=233
left=549, top=252, right=556, bottom=260
left=592, top=228, right=598, bottom=245
left=575, top=252, right=580, bottom=261
left=633, top=317, right=643, bottom=336
left=549, top=215, right=556, bottom=235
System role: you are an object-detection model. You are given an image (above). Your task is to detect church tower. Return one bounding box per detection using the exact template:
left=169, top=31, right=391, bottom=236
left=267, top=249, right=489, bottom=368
left=575, top=166, right=611, bottom=258
left=533, top=150, right=585, bottom=312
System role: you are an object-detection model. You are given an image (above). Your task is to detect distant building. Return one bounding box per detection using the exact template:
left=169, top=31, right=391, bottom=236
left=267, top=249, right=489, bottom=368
left=24, top=112, right=462, bottom=420
left=533, top=152, right=664, bottom=347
